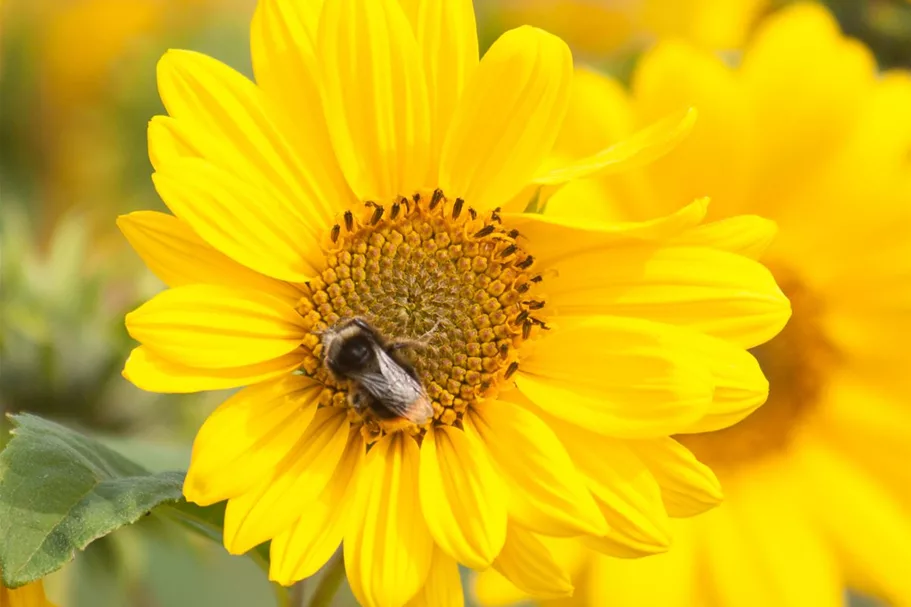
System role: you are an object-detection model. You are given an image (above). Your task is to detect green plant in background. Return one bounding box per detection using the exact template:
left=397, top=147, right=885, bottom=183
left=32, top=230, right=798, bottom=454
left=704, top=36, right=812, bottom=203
left=0, top=205, right=221, bottom=439
left=0, top=208, right=278, bottom=606
left=1, top=207, right=146, bottom=431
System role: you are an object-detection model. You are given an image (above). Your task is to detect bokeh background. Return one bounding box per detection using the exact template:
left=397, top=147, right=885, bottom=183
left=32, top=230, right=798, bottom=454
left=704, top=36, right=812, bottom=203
left=2, top=0, right=910, bottom=605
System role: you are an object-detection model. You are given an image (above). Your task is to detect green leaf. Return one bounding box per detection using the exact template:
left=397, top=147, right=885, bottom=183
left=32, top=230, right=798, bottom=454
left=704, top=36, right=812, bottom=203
left=0, top=413, right=185, bottom=587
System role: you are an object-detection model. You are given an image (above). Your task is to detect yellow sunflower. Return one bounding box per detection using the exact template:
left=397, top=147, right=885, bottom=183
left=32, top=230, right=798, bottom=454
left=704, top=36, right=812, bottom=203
left=118, top=0, right=791, bottom=605
left=0, top=578, right=56, bottom=607
left=475, top=4, right=911, bottom=606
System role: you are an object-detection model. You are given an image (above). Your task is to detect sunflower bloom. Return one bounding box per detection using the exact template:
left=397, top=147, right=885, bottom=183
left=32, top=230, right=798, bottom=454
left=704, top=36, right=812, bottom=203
left=119, top=0, right=790, bottom=605
left=475, top=5, right=911, bottom=607
left=0, top=577, right=56, bottom=607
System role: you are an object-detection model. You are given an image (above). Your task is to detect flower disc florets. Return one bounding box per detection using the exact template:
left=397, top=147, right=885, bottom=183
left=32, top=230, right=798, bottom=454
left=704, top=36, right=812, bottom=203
left=295, top=189, right=544, bottom=442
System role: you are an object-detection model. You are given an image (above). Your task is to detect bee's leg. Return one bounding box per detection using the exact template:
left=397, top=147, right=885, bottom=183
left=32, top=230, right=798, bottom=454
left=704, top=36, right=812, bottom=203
left=349, top=389, right=368, bottom=415
left=378, top=417, right=417, bottom=434
left=387, top=339, right=427, bottom=352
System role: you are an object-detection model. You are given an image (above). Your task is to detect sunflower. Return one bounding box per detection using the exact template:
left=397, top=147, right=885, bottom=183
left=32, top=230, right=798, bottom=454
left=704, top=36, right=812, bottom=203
left=0, top=578, right=56, bottom=607
left=475, top=4, right=911, bottom=606
left=118, top=0, right=790, bottom=605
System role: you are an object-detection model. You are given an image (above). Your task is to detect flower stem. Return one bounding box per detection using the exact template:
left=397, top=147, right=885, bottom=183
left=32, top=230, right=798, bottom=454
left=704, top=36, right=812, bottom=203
left=289, top=581, right=307, bottom=607
left=308, top=553, right=346, bottom=607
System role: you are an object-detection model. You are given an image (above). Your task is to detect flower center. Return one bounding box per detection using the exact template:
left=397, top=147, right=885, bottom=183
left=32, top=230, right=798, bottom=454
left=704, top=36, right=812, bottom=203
left=676, top=265, right=838, bottom=472
left=295, top=189, right=544, bottom=443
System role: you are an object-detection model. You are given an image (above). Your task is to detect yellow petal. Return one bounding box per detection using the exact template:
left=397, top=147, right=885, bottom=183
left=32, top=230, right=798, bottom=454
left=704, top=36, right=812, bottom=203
left=156, top=50, right=340, bottom=229
left=471, top=570, right=531, bottom=607
left=404, top=0, right=478, bottom=177
left=546, top=66, right=635, bottom=166
left=628, top=438, right=722, bottom=518
left=491, top=523, right=573, bottom=599
left=516, top=316, right=713, bottom=439
left=712, top=460, right=842, bottom=607
left=345, top=433, right=433, bottom=607
left=418, top=425, right=506, bottom=568
left=534, top=107, right=696, bottom=185
left=122, top=346, right=301, bottom=394
left=587, top=520, right=698, bottom=607
left=741, top=3, right=876, bottom=211
left=630, top=40, right=752, bottom=217
left=539, top=172, right=638, bottom=223
left=669, top=215, right=778, bottom=260
left=147, top=115, right=199, bottom=170
left=551, top=423, right=670, bottom=557
left=472, top=537, right=586, bottom=606
left=465, top=400, right=607, bottom=537
left=695, top=497, right=774, bottom=607
left=0, top=579, right=56, bottom=607
left=439, top=26, right=572, bottom=212
left=269, top=429, right=366, bottom=585
left=533, top=66, right=660, bottom=220
left=404, top=546, right=464, bottom=607
left=125, top=284, right=306, bottom=369
left=223, top=407, right=350, bottom=554
left=318, top=0, right=430, bottom=200
left=153, top=158, right=321, bottom=283
left=250, top=0, right=355, bottom=217
left=544, top=245, right=791, bottom=349
left=817, top=375, right=911, bottom=503
left=793, top=439, right=911, bottom=605
left=505, top=197, right=708, bottom=266
left=184, top=374, right=322, bottom=506
left=676, top=330, right=769, bottom=433
left=116, top=211, right=305, bottom=303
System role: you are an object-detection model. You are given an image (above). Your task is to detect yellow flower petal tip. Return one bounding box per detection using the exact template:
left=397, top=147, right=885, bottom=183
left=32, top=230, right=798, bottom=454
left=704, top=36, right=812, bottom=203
left=533, top=105, right=698, bottom=185
left=119, top=0, right=799, bottom=600
left=673, top=215, right=779, bottom=260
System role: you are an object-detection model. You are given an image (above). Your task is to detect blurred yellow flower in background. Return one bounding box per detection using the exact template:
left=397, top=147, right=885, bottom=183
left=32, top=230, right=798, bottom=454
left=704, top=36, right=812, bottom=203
left=117, top=0, right=791, bottom=604
left=475, top=3, right=911, bottom=606
left=1, top=0, right=252, bottom=243
left=478, top=0, right=771, bottom=56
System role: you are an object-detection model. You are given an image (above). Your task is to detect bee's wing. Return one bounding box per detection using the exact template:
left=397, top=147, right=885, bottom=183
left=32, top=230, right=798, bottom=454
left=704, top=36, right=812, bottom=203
left=357, top=348, right=433, bottom=424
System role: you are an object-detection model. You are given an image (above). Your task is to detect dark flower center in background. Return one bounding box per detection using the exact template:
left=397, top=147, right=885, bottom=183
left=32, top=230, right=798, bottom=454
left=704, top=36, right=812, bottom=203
left=677, top=264, right=838, bottom=471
